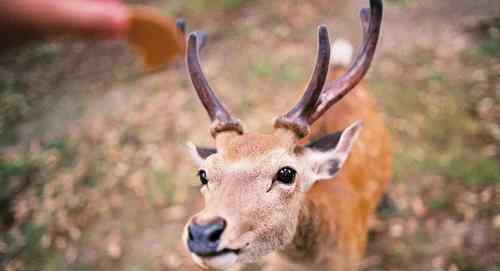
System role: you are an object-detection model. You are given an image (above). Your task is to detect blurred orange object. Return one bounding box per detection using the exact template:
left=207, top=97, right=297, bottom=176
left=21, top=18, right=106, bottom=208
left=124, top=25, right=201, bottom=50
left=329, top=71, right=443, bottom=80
left=127, top=6, right=185, bottom=72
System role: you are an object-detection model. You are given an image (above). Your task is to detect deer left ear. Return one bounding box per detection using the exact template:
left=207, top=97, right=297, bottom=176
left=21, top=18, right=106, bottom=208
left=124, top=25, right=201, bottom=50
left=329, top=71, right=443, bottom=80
left=186, top=142, right=217, bottom=166
left=303, top=121, right=363, bottom=183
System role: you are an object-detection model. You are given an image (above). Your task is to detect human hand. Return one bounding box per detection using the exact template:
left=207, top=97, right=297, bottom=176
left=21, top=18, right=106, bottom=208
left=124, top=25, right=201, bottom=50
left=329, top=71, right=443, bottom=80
left=0, top=0, right=129, bottom=49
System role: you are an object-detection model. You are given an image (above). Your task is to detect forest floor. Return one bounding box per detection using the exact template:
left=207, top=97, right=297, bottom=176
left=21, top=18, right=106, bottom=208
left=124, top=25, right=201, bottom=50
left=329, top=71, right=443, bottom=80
left=0, top=0, right=499, bottom=271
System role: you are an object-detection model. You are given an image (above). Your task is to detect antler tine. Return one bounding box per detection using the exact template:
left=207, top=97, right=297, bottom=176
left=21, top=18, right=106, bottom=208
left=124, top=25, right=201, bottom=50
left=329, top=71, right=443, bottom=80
left=176, top=19, right=187, bottom=35
left=274, top=25, right=331, bottom=138
left=176, top=20, right=208, bottom=50
left=309, top=0, right=383, bottom=123
left=186, top=32, right=243, bottom=138
left=273, top=0, right=382, bottom=139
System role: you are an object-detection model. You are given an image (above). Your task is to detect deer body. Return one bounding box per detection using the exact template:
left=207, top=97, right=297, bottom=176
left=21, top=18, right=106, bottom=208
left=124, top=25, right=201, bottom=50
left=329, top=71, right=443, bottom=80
left=267, top=66, right=392, bottom=271
left=180, top=1, right=390, bottom=270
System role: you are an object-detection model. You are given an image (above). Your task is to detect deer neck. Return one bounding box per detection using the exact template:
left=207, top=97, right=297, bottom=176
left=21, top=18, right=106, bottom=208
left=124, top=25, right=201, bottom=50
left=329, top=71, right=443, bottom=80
left=278, top=197, right=333, bottom=264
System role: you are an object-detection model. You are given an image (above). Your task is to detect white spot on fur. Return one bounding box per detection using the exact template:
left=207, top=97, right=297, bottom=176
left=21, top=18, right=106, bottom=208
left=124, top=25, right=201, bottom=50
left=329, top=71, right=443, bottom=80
left=332, top=38, right=354, bottom=67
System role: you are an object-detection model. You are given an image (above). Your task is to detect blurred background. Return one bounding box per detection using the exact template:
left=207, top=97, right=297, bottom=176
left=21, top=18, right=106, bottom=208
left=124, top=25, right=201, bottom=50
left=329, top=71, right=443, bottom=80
left=0, top=0, right=499, bottom=270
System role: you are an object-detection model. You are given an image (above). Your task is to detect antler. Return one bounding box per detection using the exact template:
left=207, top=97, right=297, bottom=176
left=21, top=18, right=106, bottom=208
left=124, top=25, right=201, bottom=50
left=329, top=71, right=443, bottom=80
left=186, top=32, right=243, bottom=138
left=274, top=0, right=383, bottom=138
left=273, top=25, right=331, bottom=138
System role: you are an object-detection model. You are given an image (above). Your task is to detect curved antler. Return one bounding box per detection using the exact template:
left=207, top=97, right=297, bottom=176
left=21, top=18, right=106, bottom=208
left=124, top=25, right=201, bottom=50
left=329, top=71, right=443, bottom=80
left=274, top=0, right=383, bottom=138
left=274, top=25, right=331, bottom=138
left=186, top=32, right=243, bottom=138
left=310, top=0, right=382, bottom=123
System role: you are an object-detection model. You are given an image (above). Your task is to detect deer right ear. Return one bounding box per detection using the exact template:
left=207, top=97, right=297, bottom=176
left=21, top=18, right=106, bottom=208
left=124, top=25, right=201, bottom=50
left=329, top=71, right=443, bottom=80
left=302, top=121, right=363, bottom=187
left=186, top=142, right=217, bottom=166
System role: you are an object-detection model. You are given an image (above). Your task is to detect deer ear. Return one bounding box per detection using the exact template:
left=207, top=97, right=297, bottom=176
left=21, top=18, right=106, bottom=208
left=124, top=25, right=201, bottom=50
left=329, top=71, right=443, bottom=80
left=186, top=142, right=217, bottom=166
left=304, top=121, right=363, bottom=183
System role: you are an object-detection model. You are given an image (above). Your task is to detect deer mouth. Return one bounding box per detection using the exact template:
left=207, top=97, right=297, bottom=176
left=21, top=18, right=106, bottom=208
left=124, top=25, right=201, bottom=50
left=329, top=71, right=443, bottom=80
left=194, top=248, right=241, bottom=259
left=191, top=248, right=241, bottom=270
left=200, top=248, right=241, bottom=258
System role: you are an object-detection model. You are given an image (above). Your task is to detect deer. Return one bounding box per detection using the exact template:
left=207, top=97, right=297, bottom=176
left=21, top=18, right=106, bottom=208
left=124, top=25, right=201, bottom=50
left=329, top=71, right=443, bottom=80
left=181, top=0, right=391, bottom=270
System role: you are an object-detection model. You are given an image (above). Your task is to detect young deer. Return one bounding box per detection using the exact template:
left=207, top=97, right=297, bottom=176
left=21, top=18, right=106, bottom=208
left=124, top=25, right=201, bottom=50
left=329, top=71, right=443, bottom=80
left=182, top=0, right=391, bottom=270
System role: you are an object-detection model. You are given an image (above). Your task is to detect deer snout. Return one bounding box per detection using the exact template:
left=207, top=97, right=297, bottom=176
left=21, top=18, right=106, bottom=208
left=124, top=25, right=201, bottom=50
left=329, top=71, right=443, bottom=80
left=187, top=217, right=226, bottom=257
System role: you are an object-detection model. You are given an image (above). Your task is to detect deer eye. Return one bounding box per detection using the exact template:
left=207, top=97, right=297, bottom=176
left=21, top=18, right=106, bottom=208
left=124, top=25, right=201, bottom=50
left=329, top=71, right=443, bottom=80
left=275, top=167, right=296, bottom=185
left=198, top=170, right=209, bottom=185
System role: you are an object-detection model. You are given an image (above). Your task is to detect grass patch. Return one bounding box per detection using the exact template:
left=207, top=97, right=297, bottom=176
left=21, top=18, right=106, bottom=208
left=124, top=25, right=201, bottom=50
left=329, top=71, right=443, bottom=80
left=147, top=169, right=176, bottom=206
left=0, top=44, right=59, bottom=146
left=445, top=157, right=500, bottom=186
left=0, top=159, right=33, bottom=183
left=0, top=222, right=46, bottom=269
left=429, top=194, right=453, bottom=211
left=249, top=58, right=305, bottom=83
left=21, top=223, right=45, bottom=256
left=370, top=80, right=423, bottom=118
left=33, top=252, right=93, bottom=271
left=472, top=37, right=500, bottom=58
left=80, top=165, right=101, bottom=188
left=17, top=44, right=58, bottom=67
left=0, top=159, right=35, bottom=203
left=249, top=58, right=274, bottom=79
left=374, top=50, right=496, bottom=188
left=42, top=138, right=75, bottom=168
left=0, top=77, right=29, bottom=145
left=395, top=148, right=500, bottom=187
left=277, top=62, right=305, bottom=83
left=451, top=253, right=483, bottom=271
left=386, top=0, right=414, bottom=7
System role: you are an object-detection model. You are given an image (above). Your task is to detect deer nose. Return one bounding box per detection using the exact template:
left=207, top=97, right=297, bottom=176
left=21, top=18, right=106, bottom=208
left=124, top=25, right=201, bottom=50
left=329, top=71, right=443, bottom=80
left=187, top=217, right=226, bottom=257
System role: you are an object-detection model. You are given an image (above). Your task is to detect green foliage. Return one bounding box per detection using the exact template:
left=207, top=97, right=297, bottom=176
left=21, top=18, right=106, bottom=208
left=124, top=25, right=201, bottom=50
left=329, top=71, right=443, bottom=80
left=22, top=223, right=45, bottom=255
left=0, top=159, right=34, bottom=199
left=0, top=223, right=46, bottom=267
left=0, top=159, right=33, bottom=182
left=472, top=37, right=500, bottom=58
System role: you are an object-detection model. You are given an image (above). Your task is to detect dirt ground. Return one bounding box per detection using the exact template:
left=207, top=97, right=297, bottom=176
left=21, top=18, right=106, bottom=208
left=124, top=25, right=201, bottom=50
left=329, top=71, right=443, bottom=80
left=0, top=0, right=499, bottom=271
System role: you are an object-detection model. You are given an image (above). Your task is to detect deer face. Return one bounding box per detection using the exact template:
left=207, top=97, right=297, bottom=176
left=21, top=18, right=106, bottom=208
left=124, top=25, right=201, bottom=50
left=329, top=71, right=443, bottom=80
left=181, top=1, right=381, bottom=269
left=184, top=123, right=362, bottom=269
left=184, top=132, right=302, bottom=269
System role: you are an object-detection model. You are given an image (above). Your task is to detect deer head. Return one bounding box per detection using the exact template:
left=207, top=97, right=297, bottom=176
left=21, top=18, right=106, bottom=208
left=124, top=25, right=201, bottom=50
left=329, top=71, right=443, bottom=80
left=182, top=0, right=382, bottom=269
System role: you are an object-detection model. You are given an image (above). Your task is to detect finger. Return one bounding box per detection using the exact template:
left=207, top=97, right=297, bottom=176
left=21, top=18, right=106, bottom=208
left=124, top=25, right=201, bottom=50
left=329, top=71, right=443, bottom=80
left=1, top=0, right=129, bottom=40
